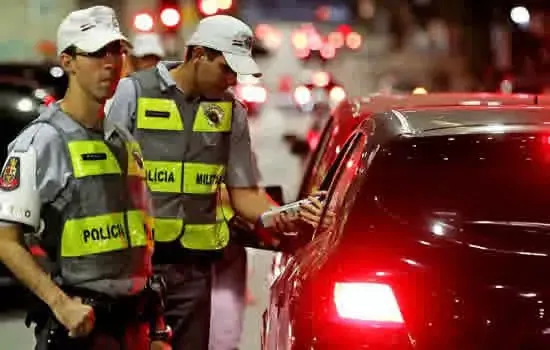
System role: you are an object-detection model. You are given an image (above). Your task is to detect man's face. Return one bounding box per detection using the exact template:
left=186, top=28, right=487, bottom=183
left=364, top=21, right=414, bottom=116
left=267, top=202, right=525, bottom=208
left=64, top=41, right=124, bottom=102
left=196, top=53, right=237, bottom=99
left=132, top=55, right=161, bottom=72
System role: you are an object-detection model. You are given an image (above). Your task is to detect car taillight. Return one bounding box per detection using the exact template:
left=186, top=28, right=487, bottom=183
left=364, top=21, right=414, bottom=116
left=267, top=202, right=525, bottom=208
left=294, top=86, right=312, bottom=105
left=329, top=86, right=346, bottom=103
left=334, top=282, right=404, bottom=324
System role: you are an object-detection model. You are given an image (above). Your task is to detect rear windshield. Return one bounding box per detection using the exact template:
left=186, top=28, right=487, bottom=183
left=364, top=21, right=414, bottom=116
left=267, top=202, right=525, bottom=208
left=367, top=132, right=550, bottom=223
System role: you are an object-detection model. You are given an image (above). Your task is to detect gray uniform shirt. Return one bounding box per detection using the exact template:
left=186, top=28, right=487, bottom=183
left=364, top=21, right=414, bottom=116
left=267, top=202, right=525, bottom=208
left=0, top=105, right=146, bottom=296
left=105, top=61, right=259, bottom=188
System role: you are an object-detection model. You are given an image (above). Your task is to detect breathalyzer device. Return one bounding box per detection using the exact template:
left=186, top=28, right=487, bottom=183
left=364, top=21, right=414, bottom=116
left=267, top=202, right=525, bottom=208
left=259, top=193, right=326, bottom=228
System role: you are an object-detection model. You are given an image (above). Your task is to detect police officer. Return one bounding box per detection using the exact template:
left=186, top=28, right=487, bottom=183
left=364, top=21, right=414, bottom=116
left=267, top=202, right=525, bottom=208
left=130, top=33, right=166, bottom=72
left=106, top=15, right=324, bottom=350
left=108, top=33, right=166, bottom=116
left=0, top=6, right=171, bottom=350
left=210, top=153, right=261, bottom=350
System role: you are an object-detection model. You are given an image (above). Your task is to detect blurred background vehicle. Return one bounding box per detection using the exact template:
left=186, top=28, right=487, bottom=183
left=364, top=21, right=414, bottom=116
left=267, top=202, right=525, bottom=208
left=0, top=77, right=53, bottom=290
left=234, top=75, right=268, bottom=116
left=0, top=63, right=68, bottom=101
left=293, top=70, right=347, bottom=113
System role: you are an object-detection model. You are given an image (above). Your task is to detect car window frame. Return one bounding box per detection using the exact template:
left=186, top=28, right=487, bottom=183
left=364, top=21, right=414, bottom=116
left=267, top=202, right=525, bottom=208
left=298, top=116, right=335, bottom=197
left=312, top=131, right=367, bottom=239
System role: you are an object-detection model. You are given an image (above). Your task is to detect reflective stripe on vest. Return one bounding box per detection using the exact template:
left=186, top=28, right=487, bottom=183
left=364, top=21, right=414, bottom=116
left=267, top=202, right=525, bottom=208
left=133, top=82, right=233, bottom=250
left=67, top=141, right=122, bottom=177
left=136, top=97, right=232, bottom=132
left=144, top=161, right=225, bottom=194
left=61, top=210, right=148, bottom=257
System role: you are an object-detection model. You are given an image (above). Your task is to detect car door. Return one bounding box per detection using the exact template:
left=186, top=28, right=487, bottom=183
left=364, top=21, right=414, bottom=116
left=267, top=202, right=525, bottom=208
left=269, top=132, right=368, bottom=350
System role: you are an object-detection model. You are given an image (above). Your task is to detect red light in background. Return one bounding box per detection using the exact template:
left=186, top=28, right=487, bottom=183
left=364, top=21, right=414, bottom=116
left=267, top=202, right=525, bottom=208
left=312, top=71, right=330, bottom=87
left=337, top=24, right=352, bottom=36
left=307, top=129, right=321, bottom=150
left=255, top=24, right=271, bottom=39
left=217, top=0, right=232, bottom=10
left=320, top=44, right=336, bottom=59
left=295, top=48, right=310, bottom=59
left=134, top=13, right=154, bottom=32
left=329, top=86, right=346, bottom=103
left=346, top=32, right=362, bottom=50
left=160, top=7, right=181, bottom=27
left=292, top=31, right=308, bottom=50
left=328, top=31, right=344, bottom=49
left=199, top=0, right=218, bottom=15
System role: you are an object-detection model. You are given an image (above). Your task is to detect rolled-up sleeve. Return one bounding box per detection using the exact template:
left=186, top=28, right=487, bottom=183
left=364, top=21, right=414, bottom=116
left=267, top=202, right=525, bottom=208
left=225, top=103, right=259, bottom=188
left=105, top=78, right=138, bottom=133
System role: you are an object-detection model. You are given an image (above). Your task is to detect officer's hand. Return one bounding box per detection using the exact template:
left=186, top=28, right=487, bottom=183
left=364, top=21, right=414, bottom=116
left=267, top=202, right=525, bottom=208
left=151, top=340, right=172, bottom=350
left=271, top=211, right=299, bottom=235
left=52, top=296, right=95, bottom=338
left=298, top=191, right=327, bottom=228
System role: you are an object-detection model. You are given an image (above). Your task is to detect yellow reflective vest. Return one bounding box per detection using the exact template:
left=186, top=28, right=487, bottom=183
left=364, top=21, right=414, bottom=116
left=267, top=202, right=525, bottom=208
left=35, top=108, right=154, bottom=286
left=131, top=67, right=233, bottom=261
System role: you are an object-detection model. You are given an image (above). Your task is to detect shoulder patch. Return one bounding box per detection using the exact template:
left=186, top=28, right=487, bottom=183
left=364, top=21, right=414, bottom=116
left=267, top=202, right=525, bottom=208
left=0, top=156, right=21, bottom=191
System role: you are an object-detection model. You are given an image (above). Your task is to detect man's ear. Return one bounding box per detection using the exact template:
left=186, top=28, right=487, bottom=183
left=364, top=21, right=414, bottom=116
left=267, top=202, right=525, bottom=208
left=59, top=53, right=75, bottom=75
left=191, top=46, right=206, bottom=62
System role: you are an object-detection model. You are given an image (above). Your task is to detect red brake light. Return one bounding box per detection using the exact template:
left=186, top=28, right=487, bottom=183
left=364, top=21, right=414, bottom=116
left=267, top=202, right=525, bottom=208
left=199, top=0, right=218, bottom=16
left=160, top=8, right=181, bottom=27
left=334, top=282, right=404, bottom=324
left=134, top=13, right=154, bottom=32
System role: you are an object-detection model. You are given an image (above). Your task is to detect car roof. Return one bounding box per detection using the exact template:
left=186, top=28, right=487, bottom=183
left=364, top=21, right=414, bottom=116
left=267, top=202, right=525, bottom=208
left=333, top=93, right=537, bottom=126
left=357, top=105, right=550, bottom=141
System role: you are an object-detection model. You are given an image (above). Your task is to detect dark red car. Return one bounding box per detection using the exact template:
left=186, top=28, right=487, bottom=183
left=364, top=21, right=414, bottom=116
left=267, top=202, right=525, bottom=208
left=298, top=92, right=538, bottom=199
left=264, top=97, right=550, bottom=349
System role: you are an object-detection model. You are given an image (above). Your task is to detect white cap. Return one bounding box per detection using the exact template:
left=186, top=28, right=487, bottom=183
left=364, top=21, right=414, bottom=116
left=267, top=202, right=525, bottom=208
left=131, top=33, right=165, bottom=58
left=186, top=15, right=261, bottom=77
left=57, top=6, right=129, bottom=55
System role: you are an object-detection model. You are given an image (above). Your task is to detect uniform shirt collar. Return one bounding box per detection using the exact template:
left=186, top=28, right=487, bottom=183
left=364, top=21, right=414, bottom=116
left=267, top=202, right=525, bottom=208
left=156, top=61, right=182, bottom=92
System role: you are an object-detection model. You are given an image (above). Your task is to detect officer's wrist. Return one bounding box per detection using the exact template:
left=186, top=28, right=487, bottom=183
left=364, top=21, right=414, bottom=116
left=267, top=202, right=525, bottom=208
left=47, top=289, right=70, bottom=310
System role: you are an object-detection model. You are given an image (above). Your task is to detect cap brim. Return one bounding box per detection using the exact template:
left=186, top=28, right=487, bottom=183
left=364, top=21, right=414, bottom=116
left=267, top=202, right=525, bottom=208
left=75, top=29, right=131, bottom=53
left=223, top=52, right=262, bottom=78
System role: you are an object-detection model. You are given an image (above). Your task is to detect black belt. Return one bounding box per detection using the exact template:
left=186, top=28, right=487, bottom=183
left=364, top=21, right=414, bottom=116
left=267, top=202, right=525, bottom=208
left=62, top=286, right=149, bottom=323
